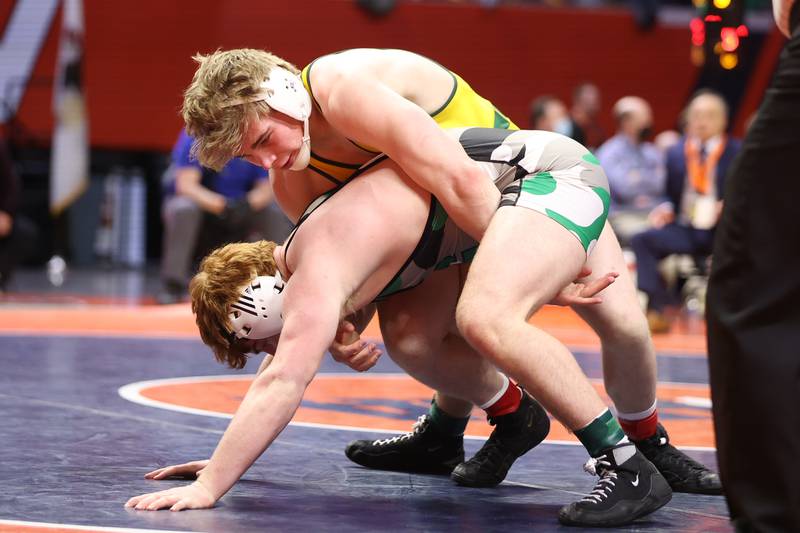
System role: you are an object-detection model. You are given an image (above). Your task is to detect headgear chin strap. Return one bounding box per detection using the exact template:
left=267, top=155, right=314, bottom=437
left=228, top=273, right=286, bottom=341
left=222, top=67, right=312, bottom=170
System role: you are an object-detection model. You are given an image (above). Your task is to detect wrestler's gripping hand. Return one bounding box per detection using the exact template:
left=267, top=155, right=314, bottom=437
left=329, top=320, right=383, bottom=372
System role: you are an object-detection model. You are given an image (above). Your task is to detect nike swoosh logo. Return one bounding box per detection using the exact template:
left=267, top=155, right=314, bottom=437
left=631, top=474, right=640, bottom=487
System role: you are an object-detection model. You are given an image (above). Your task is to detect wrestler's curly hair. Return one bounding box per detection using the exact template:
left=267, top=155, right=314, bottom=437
left=182, top=48, right=300, bottom=171
left=190, top=240, right=279, bottom=369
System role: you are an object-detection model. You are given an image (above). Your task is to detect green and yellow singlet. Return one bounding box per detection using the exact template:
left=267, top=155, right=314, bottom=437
left=300, top=57, right=517, bottom=184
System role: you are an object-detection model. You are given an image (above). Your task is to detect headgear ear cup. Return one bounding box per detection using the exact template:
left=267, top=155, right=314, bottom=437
left=228, top=272, right=286, bottom=340
left=260, top=68, right=311, bottom=122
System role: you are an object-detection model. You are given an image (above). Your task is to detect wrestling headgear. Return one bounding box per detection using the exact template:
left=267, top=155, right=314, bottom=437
left=227, top=273, right=286, bottom=341
left=222, top=67, right=312, bottom=170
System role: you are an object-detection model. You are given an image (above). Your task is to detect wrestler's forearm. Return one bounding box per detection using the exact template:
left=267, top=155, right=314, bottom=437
left=398, top=128, right=500, bottom=242
left=439, top=164, right=501, bottom=241
left=195, top=304, right=334, bottom=500
left=396, top=129, right=500, bottom=241
left=195, top=370, right=307, bottom=500
left=322, top=76, right=499, bottom=240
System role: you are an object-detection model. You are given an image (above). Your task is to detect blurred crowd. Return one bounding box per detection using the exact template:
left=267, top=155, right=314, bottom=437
left=1, top=78, right=743, bottom=337
left=528, top=84, right=741, bottom=333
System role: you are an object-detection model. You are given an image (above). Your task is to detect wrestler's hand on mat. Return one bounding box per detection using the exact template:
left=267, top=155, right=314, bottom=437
left=144, top=460, right=210, bottom=480
left=330, top=320, right=383, bottom=372
left=551, top=267, right=619, bottom=307
left=125, top=480, right=216, bottom=511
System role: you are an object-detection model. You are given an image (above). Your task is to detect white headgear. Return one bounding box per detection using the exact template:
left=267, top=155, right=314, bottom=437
left=228, top=273, right=286, bottom=341
left=222, top=67, right=312, bottom=170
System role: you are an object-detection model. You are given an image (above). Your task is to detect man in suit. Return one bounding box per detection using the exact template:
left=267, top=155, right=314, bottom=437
left=630, top=90, right=740, bottom=333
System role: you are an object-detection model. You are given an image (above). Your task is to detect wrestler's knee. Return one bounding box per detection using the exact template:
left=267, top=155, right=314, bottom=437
left=382, top=324, right=442, bottom=369
left=605, top=302, right=653, bottom=348
left=455, top=298, right=504, bottom=360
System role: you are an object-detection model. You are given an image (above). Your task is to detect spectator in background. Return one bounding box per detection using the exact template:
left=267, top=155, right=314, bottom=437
left=571, top=82, right=605, bottom=150
left=653, top=129, right=681, bottom=155
left=654, top=105, right=687, bottom=156
left=0, top=137, right=37, bottom=292
left=159, top=129, right=292, bottom=304
left=631, top=90, right=740, bottom=333
left=597, top=96, right=665, bottom=245
left=529, top=95, right=584, bottom=144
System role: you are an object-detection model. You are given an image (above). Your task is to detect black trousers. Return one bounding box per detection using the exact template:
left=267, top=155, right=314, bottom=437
left=706, top=9, right=800, bottom=533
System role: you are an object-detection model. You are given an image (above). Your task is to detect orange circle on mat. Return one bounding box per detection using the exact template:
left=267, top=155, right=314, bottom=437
left=136, top=374, right=716, bottom=447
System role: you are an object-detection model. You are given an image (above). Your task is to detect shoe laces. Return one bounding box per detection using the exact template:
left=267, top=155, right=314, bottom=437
left=650, top=441, right=708, bottom=477
left=469, top=433, right=508, bottom=469
left=580, top=457, right=618, bottom=504
left=372, top=415, right=428, bottom=446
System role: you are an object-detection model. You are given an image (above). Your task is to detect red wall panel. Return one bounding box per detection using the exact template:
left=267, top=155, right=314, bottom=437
left=12, top=0, right=701, bottom=152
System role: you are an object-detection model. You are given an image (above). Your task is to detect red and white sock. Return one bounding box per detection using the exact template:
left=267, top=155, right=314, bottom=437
left=481, top=375, right=522, bottom=418
left=617, top=401, right=658, bottom=441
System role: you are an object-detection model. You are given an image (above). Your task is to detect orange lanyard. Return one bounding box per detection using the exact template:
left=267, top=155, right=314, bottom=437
left=685, top=137, right=726, bottom=195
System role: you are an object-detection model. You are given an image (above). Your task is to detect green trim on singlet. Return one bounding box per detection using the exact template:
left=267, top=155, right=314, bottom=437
left=302, top=58, right=324, bottom=114
left=582, top=152, right=600, bottom=165
left=374, top=196, right=440, bottom=300
left=522, top=172, right=557, bottom=196
left=521, top=175, right=610, bottom=252
left=435, top=255, right=456, bottom=270
left=493, top=110, right=511, bottom=130
left=380, top=276, right=404, bottom=298
left=460, top=245, right=478, bottom=263
left=433, top=243, right=477, bottom=271
left=430, top=70, right=458, bottom=119
left=431, top=202, right=448, bottom=231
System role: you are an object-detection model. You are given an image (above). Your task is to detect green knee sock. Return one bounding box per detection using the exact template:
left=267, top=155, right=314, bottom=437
left=428, top=398, right=469, bottom=437
left=574, top=409, right=628, bottom=457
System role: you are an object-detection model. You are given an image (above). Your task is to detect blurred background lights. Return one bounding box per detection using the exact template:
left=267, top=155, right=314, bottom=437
left=720, top=52, right=738, bottom=69
left=720, top=27, right=740, bottom=52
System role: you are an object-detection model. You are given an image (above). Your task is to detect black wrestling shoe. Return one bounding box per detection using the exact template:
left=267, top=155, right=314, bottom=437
left=451, top=391, right=550, bottom=487
left=558, top=443, right=673, bottom=527
left=633, top=423, right=723, bottom=495
left=345, top=415, right=465, bottom=475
